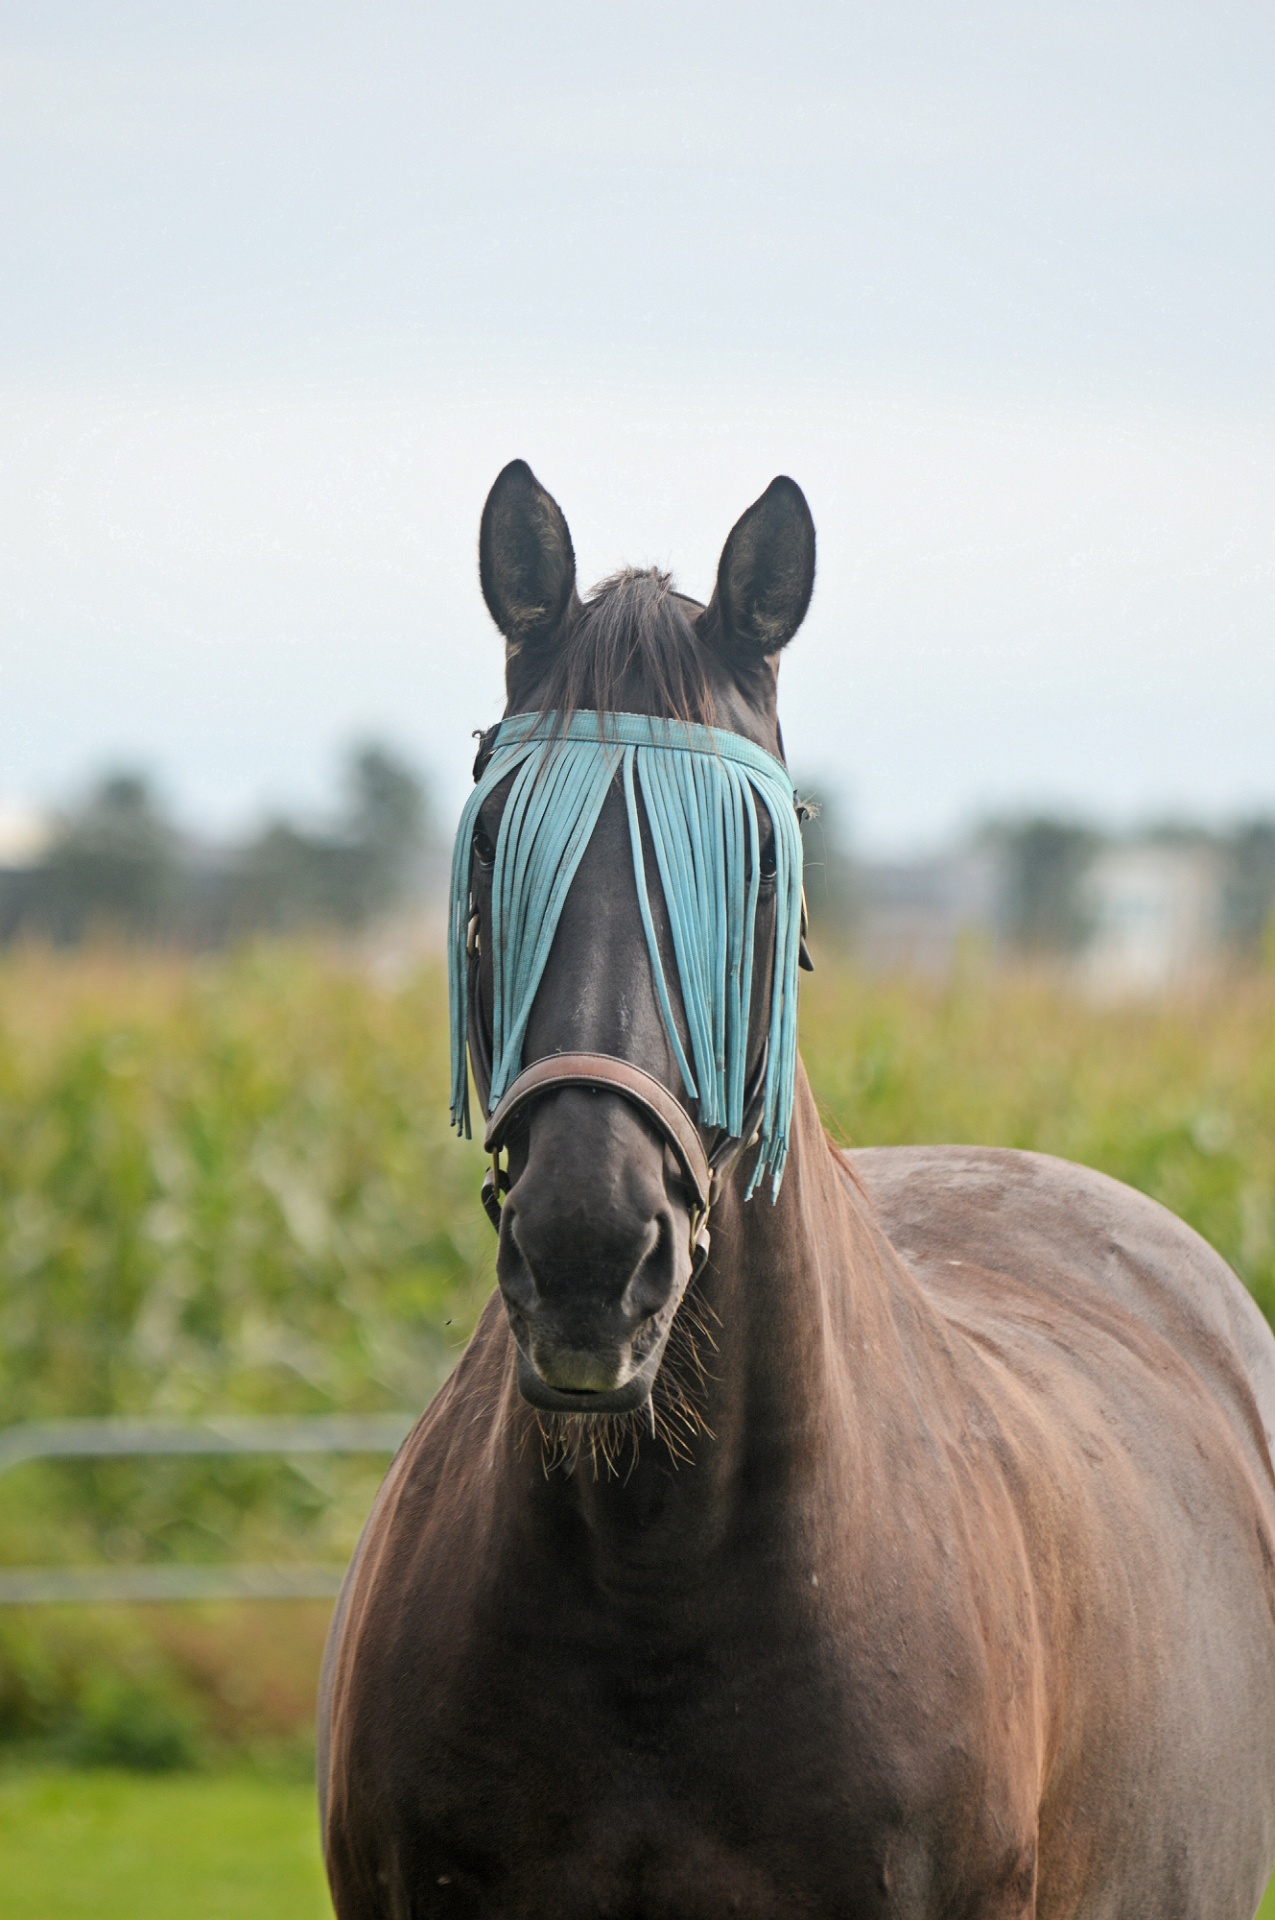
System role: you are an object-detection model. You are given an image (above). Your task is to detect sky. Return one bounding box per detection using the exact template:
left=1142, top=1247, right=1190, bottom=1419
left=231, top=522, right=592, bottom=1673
left=1, top=1, right=1272, bottom=853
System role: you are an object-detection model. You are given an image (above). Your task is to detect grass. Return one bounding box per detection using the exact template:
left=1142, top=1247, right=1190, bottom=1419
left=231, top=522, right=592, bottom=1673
left=0, top=1767, right=331, bottom=1920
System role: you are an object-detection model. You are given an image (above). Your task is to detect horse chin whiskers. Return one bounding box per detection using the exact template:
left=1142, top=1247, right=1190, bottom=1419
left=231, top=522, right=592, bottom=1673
left=521, top=1280, right=719, bottom=1482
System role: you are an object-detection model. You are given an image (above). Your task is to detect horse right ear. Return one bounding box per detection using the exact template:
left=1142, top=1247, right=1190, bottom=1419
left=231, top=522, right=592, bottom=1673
left=700, top=476, right=816, bottom=667
left=479, top=461, right=579, bottom=653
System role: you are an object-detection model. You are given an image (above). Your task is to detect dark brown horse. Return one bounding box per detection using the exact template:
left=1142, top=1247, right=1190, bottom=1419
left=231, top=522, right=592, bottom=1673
left=321, top=461, right=1275, bottom=1918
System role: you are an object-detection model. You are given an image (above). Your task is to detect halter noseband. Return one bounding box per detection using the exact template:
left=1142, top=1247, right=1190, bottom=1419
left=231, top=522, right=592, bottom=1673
left=480, top=1053, right=715, bottom=1269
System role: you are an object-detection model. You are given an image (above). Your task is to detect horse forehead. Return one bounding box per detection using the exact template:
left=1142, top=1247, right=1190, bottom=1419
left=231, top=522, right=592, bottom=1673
left=709, top=676, right=783, bottom=756
left=491, top=693, right=783, bottom=762
left=500, top=594, right=784, bottom=758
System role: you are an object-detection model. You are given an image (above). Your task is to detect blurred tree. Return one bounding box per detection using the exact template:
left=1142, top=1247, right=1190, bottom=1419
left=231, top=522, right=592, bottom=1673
left=0, top=744, right=438, bottom=948
left=797, top=786, right=859, bottom=939
left=37, top=772, right=179, bottom=943
left=343, top=743, right=431, bottom=921
left=994, top=817, right=1100, bottom=955
left=228, top=823, right=359, bottom=935
left=1224, top=822, right=1275, bottom=961
left=227, top=743, right=433, bottom=936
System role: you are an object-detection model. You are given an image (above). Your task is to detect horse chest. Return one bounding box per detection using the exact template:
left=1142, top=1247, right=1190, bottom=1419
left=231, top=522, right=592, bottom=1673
left=359, top=1743, right=1022, bottom=1920
left=342, top=1587, right=1029, bottom=1920
left=413, top=1805, right=904, bottom=1920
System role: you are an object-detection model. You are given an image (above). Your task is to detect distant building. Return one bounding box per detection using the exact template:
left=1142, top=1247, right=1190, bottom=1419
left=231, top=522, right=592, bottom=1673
left=851, top=846, right=1002, bottom=975
left=1080, top=841, right=1226, bottom=994
left=0, top=802, right=52, bottom=869
left=845, top=829, right=1244, bottom=990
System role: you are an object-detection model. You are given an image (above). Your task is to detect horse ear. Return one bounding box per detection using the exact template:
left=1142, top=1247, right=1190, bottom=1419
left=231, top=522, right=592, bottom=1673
left=700, top=477, right=815, bottom=664
left=479, top=460, right=579, bottom=651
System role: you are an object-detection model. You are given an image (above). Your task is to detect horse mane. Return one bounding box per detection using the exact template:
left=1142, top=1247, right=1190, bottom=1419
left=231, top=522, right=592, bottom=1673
left=530, top=568, right=717, bottom=726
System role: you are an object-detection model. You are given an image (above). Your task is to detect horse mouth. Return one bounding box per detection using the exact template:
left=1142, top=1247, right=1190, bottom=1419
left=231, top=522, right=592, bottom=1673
left=514, top=1344, right=664, bottom=1414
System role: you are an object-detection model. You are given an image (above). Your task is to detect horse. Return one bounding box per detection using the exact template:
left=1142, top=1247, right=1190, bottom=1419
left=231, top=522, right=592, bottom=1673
left=320, top=459, right=1275, bottom=1918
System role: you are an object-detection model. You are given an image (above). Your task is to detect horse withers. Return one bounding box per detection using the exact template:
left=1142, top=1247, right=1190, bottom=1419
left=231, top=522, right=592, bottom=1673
left=321, top=460, right=1275, bottom=1918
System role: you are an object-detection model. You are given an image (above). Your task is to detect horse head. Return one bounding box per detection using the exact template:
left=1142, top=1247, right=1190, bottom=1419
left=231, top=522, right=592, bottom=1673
left=454, top=459, right=816, bottom=1416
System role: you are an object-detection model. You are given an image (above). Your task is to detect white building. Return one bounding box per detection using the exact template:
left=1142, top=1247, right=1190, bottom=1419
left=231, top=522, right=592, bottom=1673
left=0, top=802, right=52, bottom=869
left=852, top=847, right=1002, bottom=976
left=1081, top=842, right=1225, bottom=994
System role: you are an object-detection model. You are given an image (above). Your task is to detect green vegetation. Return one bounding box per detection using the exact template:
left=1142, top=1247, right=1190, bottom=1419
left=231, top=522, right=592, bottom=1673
left=0, top=945, right=490, bottom=1429
left=0, top=1767, right=330, bottom=1920
left=801, top=960, right=1275, bottom=1325
left=0, top=943, right=1274, bottom=1761
left=0, top=946, right=492, bottom=1759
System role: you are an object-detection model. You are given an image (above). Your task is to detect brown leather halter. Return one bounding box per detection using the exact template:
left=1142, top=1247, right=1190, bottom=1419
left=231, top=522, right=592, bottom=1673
left=469, top=939, right=805, bottom=1274
left=482, top=1053, right=716, bottom=1272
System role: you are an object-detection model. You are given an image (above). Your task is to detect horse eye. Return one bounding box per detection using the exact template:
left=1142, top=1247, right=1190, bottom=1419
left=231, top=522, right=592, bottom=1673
left=759, top=840, right=778, bottom=883
left=473, top=823, right=498, bottom=868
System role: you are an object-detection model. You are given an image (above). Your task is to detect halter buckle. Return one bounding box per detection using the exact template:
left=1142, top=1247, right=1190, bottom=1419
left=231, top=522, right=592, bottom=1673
left=481, top=1153, right=510, bottom=1230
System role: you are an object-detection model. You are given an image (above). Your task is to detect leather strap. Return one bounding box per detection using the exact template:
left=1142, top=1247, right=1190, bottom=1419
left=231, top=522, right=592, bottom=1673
left=484, top=1052, right=712, bottom=1216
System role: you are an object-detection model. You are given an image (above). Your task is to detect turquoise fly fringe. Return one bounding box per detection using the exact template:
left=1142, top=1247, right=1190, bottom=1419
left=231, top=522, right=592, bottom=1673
left=448, top=711, right=804, bottom=1194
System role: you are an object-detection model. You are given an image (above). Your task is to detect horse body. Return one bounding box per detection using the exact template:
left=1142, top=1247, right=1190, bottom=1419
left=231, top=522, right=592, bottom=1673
left=322, top=464, right=1275, bottom=1917
left=324, top=1076, right=1275, bottom=1918
left=859, top=1141, right=1275, bottom=1920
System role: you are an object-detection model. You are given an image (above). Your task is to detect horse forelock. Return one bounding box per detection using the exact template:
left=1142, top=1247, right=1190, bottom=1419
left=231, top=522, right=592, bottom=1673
left=522, top=567, right=717, bottom=726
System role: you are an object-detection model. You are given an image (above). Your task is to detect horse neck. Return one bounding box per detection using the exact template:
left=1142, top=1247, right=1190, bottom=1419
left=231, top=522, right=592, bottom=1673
left=539, top=1062, right=905, bottom=1553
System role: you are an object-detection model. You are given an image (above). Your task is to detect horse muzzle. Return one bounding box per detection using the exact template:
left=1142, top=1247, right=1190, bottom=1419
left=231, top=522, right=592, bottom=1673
left=491, top=1078, right=699, bottom=1413
left=512, top=1343, right=667, bottom=1415
left=498, top=1212, right=687, bottom=1412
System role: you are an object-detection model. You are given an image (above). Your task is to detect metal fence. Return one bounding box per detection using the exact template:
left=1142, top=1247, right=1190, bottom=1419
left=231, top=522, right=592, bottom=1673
left=0, top=1413, right=416, bottom=1604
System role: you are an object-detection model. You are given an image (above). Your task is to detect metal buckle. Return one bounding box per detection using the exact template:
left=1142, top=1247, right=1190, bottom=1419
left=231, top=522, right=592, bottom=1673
left=481, top=1153, right=510, bottom=1230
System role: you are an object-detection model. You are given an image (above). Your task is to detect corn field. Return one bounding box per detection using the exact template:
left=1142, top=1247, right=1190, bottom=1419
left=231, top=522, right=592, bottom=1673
left=0, top=942, right=1272, bottom=1758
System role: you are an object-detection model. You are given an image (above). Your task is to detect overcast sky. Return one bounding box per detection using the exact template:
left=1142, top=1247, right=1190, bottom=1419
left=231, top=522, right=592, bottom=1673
left=1, top=1, right=1271, bottom=851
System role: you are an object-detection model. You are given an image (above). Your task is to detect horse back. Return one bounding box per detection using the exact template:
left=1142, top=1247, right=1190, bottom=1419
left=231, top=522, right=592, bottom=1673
left=848, top=1143, right=1275, bottom=1506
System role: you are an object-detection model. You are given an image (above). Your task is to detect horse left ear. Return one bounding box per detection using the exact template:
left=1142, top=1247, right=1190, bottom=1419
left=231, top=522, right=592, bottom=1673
left=479, top=459, right=580, bottom=653
left=700, top=477, right=816, bottom=665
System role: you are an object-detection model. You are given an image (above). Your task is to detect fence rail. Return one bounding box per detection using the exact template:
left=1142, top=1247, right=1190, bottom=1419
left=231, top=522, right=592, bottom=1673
left=0, top=1412, right=417, bottom=1605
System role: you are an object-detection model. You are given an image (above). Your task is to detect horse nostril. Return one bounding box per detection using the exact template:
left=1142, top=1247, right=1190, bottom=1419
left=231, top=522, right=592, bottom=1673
left=620, top=1219, right=676, bottom=1324
left=624, top=1274, right=670, bottom=1322
left=496, top=1236, right=538, bottom=1315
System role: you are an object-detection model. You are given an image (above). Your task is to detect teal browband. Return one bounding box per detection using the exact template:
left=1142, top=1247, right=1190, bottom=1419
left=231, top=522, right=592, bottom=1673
left=448, top=710, right=803, bottom=1194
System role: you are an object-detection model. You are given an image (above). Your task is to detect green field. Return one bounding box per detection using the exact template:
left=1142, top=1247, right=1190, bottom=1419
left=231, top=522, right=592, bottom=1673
left=0, top=1768, right=330, bottom=1920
